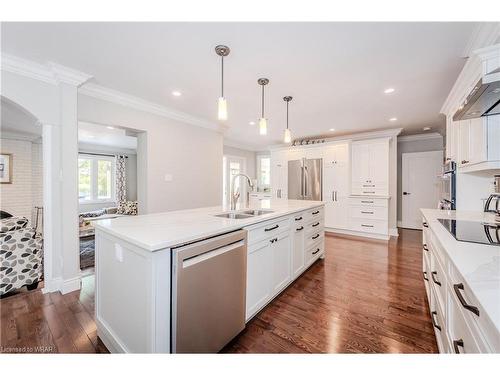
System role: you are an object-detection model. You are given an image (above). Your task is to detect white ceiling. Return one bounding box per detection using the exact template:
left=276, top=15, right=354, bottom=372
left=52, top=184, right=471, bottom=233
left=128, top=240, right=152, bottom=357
left=1, top=22, right=480, bottom=148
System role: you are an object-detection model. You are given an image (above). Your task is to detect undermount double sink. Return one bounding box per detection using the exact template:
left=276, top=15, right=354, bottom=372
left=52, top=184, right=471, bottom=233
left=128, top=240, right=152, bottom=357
left=214, top=209, right=274, bottom=219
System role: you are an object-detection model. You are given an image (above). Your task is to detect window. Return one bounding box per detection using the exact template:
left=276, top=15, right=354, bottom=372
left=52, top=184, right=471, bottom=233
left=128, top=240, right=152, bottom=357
left=78, top=155, right=116, bottom=203
left=257, top=155, right=271, bottom=188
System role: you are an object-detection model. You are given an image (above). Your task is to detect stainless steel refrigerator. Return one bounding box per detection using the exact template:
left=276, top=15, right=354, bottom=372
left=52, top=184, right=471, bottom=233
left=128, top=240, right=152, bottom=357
left=288, top=158, right=322, bottom=200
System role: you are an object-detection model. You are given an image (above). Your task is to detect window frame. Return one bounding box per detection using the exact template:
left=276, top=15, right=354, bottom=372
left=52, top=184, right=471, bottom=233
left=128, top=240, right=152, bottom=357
left=256, top=154, right=271, bottom=189
left=78, top=154, right=116, bottom=205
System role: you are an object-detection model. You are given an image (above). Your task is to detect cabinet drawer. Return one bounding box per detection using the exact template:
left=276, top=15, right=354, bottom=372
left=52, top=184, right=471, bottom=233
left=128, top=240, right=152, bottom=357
left=305, top=230, right=324, bottom=249
left=305, top=240, right=324, bottom=266
left=449, top=264, right=499, bottom=352
left=430, top=284, right=450, bottom=353
left=246, top=217, right=290, bottom=245
left=305, top=219, right=323, bottom=235
left=349, top=205, right=388, bottom=220
left=449, top=296, right=483, bottom=354
left=429, top=250, right=446, bottom=318
left=349, top=197, right=388, bottom=207
left=350, top=219, right=388, bottom=234
left=351, top=186, right=388, bottom=196
left=305, top=207, right=324, bottom=223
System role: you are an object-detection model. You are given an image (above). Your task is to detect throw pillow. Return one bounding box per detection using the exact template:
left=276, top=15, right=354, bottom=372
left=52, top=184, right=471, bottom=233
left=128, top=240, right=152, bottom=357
left=117, top=201, right=138, bottom=215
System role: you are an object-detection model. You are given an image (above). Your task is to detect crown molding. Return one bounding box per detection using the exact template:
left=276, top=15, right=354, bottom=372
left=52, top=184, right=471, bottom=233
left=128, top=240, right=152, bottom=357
left=397, top=132, right=443, bottom=143
left=79, top=83, right=226, bottom=133
left=1, top=53, right=92, bottom=86
left=0, top=129, right=42, bottom=142
left=463, top=23, right=500, bottom=58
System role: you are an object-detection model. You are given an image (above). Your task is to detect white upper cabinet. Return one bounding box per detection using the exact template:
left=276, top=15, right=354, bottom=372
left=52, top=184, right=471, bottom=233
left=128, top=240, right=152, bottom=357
left=456, top=115, right=500, bottom=171
left=351, top=138, right=390, bottom=196
left=323, top=142, right=350, bottom=229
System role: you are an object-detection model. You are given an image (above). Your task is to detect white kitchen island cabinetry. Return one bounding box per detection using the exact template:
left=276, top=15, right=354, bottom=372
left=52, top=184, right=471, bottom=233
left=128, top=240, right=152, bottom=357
left=94, top=199, right=324, bottom=353
left=421, top=209, right=500, bottom=354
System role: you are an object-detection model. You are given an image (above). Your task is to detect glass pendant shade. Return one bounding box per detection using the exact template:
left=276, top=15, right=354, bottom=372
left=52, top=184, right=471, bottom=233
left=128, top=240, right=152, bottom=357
left=217, top=97, right=227, bottom=121
left=259, top=118, right=267, bottom=135
left=284, top=128, right=292, bottom=143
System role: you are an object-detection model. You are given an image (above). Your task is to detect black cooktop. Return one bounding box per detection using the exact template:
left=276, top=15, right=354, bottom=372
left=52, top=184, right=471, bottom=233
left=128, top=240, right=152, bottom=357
left=438, top=219, right=500, bottom=246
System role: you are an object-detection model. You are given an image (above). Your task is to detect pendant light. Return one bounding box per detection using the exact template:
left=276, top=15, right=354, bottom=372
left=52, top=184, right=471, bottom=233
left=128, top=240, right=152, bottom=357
left=258, top=78, right=269, bottom=135
left=283, top=96, right=293, bottom=143
left=215, top=45, right=230, bottom=121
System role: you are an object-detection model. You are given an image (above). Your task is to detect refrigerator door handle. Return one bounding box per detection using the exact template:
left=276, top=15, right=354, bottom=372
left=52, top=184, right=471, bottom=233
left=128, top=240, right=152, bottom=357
left=331, top=190, right=334, bottom=202
left=303, top=163, right=309, bottom=199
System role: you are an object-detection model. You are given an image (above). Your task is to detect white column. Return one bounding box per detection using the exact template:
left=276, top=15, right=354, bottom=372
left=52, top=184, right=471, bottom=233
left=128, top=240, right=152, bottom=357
left=41, top=122, right=63, bottom=293
left=59, top=82, right=81, bottom=294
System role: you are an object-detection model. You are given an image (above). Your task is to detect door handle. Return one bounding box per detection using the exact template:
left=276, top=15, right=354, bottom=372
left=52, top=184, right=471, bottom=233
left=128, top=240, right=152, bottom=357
left=332, top=191, right=335, bottom=202
left=453, top=339, right=464, bottom=354
left=403, top=192, right=410, bottom=195
left=431, top=311, right=441, bottom=331
left=453, top=283, right=480, bottom=316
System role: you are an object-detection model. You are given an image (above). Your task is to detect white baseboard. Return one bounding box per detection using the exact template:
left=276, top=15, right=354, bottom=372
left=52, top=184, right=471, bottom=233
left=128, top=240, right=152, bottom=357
left=325, top=227, right=390, bottom=241
left=96, top=318, right=128, bottom=353
left=42, top=277, right=62, bottom=294
left=389, top=227, right=399, bottom=237
left=397, top=220, right=403, bottom=227
left=60, top=276, right=82, bottom=294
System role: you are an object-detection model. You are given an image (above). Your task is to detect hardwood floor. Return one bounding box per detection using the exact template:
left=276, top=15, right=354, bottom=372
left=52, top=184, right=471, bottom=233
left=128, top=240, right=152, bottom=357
left=0, top=229, right=437, bottom=354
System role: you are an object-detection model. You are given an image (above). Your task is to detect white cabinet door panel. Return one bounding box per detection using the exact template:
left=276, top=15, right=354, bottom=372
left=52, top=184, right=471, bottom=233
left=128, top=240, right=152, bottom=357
left=246, top=241, right=272, bottom=319
left=272, top=233, right=292, bottom=295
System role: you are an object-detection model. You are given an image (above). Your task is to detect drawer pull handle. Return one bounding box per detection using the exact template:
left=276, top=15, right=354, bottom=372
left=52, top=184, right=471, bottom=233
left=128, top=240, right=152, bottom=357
left=312, top=234, right=320, bottom=240
left=423, top=222, right=429, bottom=228
left=431, top=311, right=441, bottom=331
left=296, top=226, right=304, bottom=231
left=269, top=238, right=278, bottom=243
left=312, top=222, right=320, bottom=227
left=312, top=210, right=320, bottom=215
left=362, top=184, right=375, bottom=187
left=265, top=224, right=279, bottom=232
left=361, top=211, right=374, bottom=214
left=312, top=248, right=320, bottom=255
left=423, top=271, right=428, bottom=281
left=431, top=271, right=441, bottom=286
left=453, top=283, right=480, bottom=316
left=295, top=216, right=303, bottom=221
left=361, top=224, right=374, bottom=228
left=363, top=191, right=376, bottom=194
left=453, top=339, right=464, bottom=354
left=361, top=201, right=374, bottom=204
left=423, top=244, right=429, bottom=252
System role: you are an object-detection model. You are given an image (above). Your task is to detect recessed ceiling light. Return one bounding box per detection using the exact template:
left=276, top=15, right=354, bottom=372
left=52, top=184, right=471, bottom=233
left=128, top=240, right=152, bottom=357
left=389, top=117, right=398, bottom=122
left=172, top=91, right=182, bottom=97
left=384, top=88, right=395, bottom=94
left=423, top=127, right=431, bottom=131
left=249, top=121, right=255, bottom=125
left=106, top=126, right=115, bottom=130
left=329, top=128, right=335, bottom=131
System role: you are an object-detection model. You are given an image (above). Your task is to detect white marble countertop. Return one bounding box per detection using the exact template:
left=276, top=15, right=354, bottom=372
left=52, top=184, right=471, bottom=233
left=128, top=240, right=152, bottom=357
left=420, top=209, right=500, bottom=335
left=94, top=199, right=324, bottom=251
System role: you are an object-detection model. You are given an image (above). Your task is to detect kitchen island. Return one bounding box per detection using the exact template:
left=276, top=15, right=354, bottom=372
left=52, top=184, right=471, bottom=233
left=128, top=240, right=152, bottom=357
left=94, top=199, right=325, bottom=353
left=420, top=209, right=500, bottom=353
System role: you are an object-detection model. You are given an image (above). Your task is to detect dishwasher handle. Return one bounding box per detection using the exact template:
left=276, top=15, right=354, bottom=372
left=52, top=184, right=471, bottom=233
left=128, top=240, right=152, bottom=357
left=182, top=240, right=245, bottom=268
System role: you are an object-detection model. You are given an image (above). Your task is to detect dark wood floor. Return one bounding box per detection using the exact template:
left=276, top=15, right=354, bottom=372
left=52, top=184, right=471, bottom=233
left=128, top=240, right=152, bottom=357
left=0, top=229, right=437, bottom=353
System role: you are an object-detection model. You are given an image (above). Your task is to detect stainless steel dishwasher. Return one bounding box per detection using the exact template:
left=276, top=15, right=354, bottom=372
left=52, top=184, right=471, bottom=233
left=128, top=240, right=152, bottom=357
left=171, top=229, right=247, bottom=353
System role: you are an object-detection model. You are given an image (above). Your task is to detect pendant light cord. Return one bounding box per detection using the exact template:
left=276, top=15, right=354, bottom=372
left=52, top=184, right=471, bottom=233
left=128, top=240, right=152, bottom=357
left=286, top=101, right=289, bottom=130
left=221, top=56, right=224, bottom=97
left=261, top=84, right=265, bottom=118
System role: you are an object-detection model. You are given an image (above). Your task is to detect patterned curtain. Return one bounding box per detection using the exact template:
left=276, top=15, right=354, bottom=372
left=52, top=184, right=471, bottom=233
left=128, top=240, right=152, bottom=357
left=115, top=155, right=127, bottom=204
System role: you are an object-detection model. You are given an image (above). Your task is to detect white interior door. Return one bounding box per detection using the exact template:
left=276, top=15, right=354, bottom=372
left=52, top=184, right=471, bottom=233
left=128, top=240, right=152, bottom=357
left=223, top=155, right=246, bottom=205
left=401, top=151, right=443, bottom=229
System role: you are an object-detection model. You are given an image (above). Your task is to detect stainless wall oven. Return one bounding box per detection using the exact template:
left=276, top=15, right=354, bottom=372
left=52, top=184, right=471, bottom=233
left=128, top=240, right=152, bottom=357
left=439, top=161, right=456, bottom=210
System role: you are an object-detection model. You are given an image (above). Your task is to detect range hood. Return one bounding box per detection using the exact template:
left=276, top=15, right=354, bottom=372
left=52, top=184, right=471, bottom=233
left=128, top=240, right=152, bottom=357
left=453, top=67, right=500, bottom=121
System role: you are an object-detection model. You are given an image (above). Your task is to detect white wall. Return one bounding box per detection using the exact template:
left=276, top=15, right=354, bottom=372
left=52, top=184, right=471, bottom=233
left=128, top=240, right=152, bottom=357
left=397, top=134, right=444, bottom=221
left=78, top=94, right=223, bottom=213
left=0, top=138, right=43, bottom=225
left=223, top=145, right=257, bottom=180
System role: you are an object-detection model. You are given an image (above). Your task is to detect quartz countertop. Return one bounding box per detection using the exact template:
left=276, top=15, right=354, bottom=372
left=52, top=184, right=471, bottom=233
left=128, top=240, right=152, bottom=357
left=420, top=209, right=500, bottom=335
left=94, top=199, right=324, bottom=251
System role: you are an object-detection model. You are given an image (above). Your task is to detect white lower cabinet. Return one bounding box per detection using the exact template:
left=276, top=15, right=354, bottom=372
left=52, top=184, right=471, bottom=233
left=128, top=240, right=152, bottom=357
left=421, top=215, right=499, bottom=353
left=245, top=206, right=325, bottom=321
left=348, top=197, right=389, bottom=237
